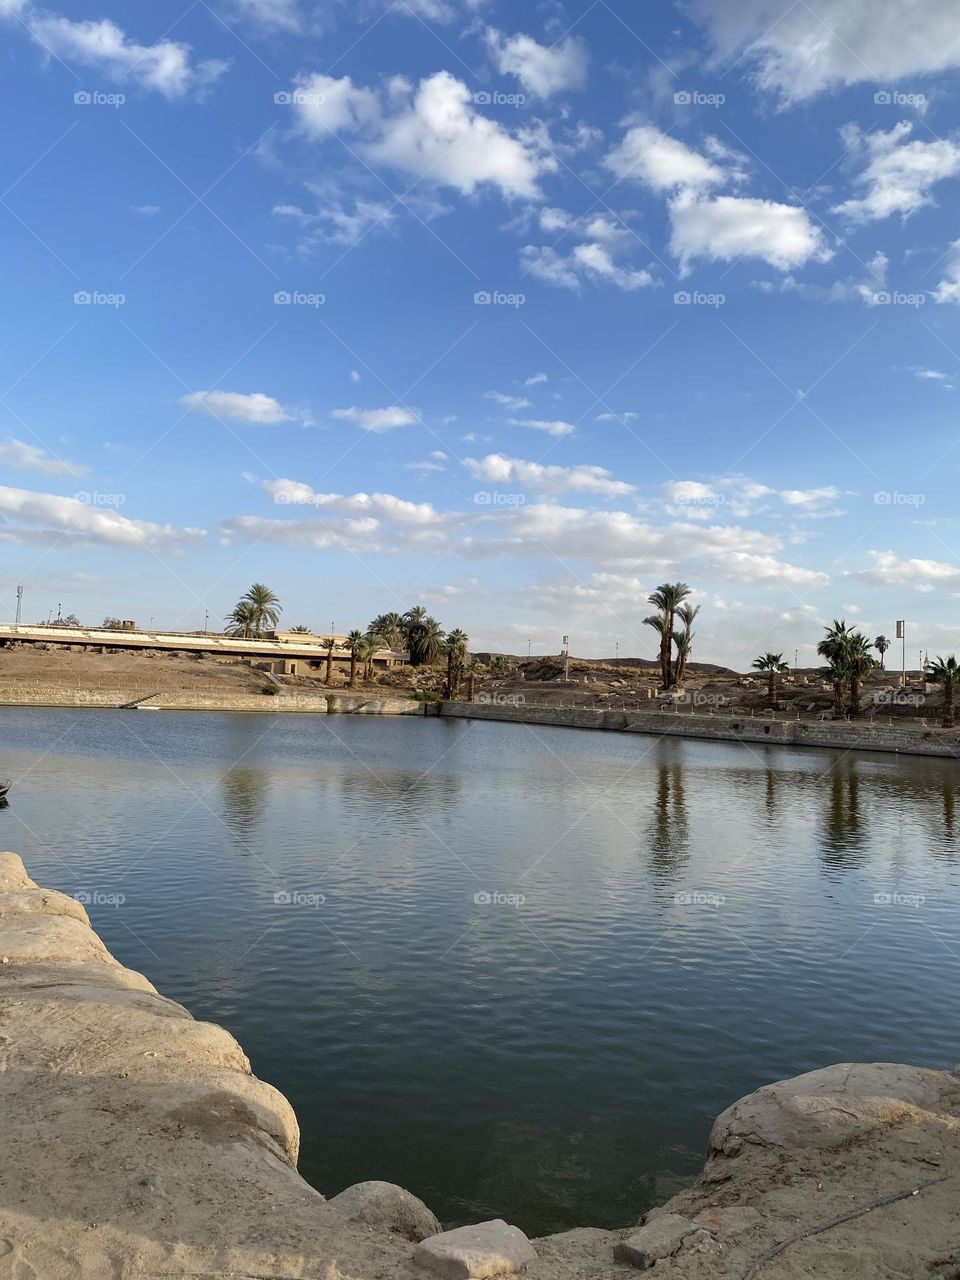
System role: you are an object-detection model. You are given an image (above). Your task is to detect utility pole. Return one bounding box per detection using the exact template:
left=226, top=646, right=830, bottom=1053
left=14, top=585, right=22, bottom=630
left=896, top=620, right=905, bottom=687
left=616, top=640, right=620, bottom=662
left=204, top=609, right=209, bottom=634
left=794, top=649, right=799, bottom=673
left=527, top=638, right=531, bottom=658
left=562, top=634, right=569, bottom=683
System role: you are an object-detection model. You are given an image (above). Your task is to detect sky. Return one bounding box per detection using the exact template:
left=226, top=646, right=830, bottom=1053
left=1, top=0, right=960, bottom=667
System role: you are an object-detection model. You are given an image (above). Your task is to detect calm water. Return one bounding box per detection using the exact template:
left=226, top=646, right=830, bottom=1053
left=3, top=707, right=960, bottom=1234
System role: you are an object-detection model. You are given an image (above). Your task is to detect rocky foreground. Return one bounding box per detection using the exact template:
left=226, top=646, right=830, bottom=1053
left=1, top=850, right=958, bottom=1280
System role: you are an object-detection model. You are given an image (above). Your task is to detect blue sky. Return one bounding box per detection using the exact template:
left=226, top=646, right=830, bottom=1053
left=1, top=0, right=960, bottom=666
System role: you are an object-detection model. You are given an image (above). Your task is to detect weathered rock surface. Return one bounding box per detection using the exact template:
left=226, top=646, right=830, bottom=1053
left=612, top=1215, right=704, bottom=1268
left=415, top=1219, right=537, bottom=1278
left=326, top=1179, right=442, bottom=1241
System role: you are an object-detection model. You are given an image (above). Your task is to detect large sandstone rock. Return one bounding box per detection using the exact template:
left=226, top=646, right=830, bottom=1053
left=613, top=1215, right=705, bottom=1269
left=325, top=1179, right=441, bottom=1241
left=415, top=1219, right=537, bottom=1279
left=0, top=852, right=33, bottom=893
left=709, top=1062, right=958, bottom=1155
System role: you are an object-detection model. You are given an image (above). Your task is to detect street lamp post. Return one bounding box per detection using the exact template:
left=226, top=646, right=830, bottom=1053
left=896, top=620, right=905, bottom=687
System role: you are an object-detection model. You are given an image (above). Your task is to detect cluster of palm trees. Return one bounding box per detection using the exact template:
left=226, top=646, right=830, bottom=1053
left=225, top=584, right=282, bottom=638
left=816, top=621, right=882, bottom=720
left=643, top=583, right=700, bottom=690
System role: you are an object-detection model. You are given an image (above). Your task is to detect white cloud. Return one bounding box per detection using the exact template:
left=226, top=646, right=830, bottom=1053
left=0, top=485, right=204, bottom=551
left=485, top=390, right=532, bottom=410
left=834, top=123, right=960, bottom=223
left=510, top=417, right=576, bottom=437
left=331, top=405, right=418, bottom=432
left=349, top=369, right=361, bottom=383
left=132, top=204, right=161, bottom=217
left=850, top=550, right=960, bottom=587
left=181, top=391, right=296, bottom=425
left=932, top=240, right=960, bottom=303
left=0, top=438, right=88, bottom=477
left=0, top=0, right=28, bottom=15
left=669, top=191, right=832, bottom=273
left=485, top=28, right=588, bottom=99
left=273, top=193, right=396, bottom=247
left=294, top=70, right=551, bottom=200
left=261, top=478, right=443, bottom=524
left=521, top=210, right=653, bottom=292
left=465, top=453, right=634, bottom=496
left=686, top=0, right=960, bottom=103
left=229, top=0, right=302, bottom=29
left=29, top=17, right=227, bottom=97
left=524, top=372, right=548, bottom=386
left=605, top=125, right=726, bottom=191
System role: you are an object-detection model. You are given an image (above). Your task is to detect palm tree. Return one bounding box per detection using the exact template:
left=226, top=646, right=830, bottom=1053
left=465, top=659, right=480, bottom=701
left=225, top=599, right=258, bottom=638
left=289, top=624, right=311, bottom=633
left=322, top=636, right=337, bottom=684
left=874, top=635, right=890, bottom=670
left=240, top=583, right=281, bottom=636
left=928, top=655, right=959, bottom=728
left=404, top=606, right=445, bottom=666
left=672, top=603, right=700, bottom=687
left=845, top=633, right=876, bottom=718
left=647, top=583, right=691, bottom=689
left=370, top=612, right=406, bottom=651
left=445, top=628, right=469, bottom=697
left=359, top=634, right=378, bottom=682
left=820, top=659, right=851, bottom=721
left=643, top=613, right=669, bottom=688
left=752, top=652, right=790, bottom=709
left=346, top=629, right=365, bottom=688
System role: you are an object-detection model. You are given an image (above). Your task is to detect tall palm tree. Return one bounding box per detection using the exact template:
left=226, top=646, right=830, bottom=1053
left=241, top=583, right=281, bottom=636
left=465, top=659, right=480, bottom=702
left=820, top=659, right=851, bottom=721
left=643, top=613, right=669, bottom=688
left=928, top=655, right=960, bottom=728
left=845, top=633, right=876, bottom=718
left=874, top=635, right=890, bottom=670
left=752, top=652, right=790, bottom=709
left=346, top=629, right=365, bottom=688
left=225, top=599, right=257, bottom=638
left=672, top=602, right=700, bottom=687
left=445, top=628, right=469, bottom=697
left=322, top=636, right=337, bottom=684
left=359, top=634, right=378, bottom=682
left=647, top=583, right=691, bottom=689
left=370, top=612, right=406, bottom=651
left=404, top=607, right=445, bottom=666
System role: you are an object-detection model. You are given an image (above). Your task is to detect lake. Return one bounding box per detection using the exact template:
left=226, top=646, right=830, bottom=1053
left=3, top=707, right=959, bottom=1235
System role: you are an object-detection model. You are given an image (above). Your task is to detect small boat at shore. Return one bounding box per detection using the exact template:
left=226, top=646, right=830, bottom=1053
left=0, top=779, right=10, bottom=799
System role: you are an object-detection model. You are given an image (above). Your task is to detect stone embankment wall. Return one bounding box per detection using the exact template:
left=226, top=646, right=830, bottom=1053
left=0, top=686, right=424, bottom=715
left=440, top=701, right=960, bottom=759
left=3, top=850, right=960, bottom=1279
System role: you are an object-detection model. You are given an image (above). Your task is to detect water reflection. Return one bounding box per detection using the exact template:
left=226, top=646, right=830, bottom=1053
left=647, top=762, right=689, bottom=877
left=221, top=766, right=269, bottom=848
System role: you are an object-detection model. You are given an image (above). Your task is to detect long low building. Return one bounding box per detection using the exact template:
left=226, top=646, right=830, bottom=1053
left=0, top=623, right=408, bottom=674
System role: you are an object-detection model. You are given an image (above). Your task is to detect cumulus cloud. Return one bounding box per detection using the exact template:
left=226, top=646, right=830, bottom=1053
left=510, top=417, right=576, bottom=437
left=180, top=391, right=297, bottom=425
left=0, top=437, right=88, bottom=477
left=28, top=16, right=227, bottom=97
left=521, top=208, right=653, bottom=292
left=605, top=125, right=726, bottom=191
left=661, top=476, right=843, bottom=519
left=669, top=191, right=832, bottom=274
left=485, top=28, right=588, bottom=99
left=685, top=0, right=960, bottom=103
left=834, top=123, right=960, bottom=223
left=465, top=453, right=634, bottom=497
left=932, top=240, right=960, bottom=303
left=331, top=405, right=418, bottom=432
left=261, top=478, right=444, bottom=524
left=293, top=69, right=552, bottom=200
left=485, top=390, right=532, bottom=410
left=0, top=485, right=204, bottom=551
left=849, top=550, right=960, bottom=588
